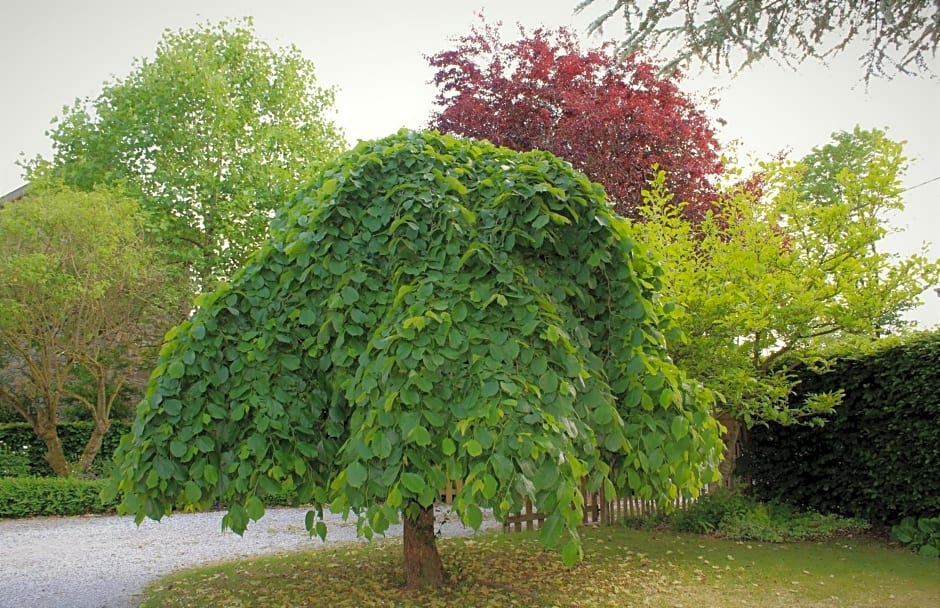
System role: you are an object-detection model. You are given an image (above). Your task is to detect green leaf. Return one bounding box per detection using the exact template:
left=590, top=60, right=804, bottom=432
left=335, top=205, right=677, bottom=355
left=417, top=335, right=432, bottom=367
left=533, top=461, right=560, bottom=491
left=246, top=496, right=265, bottom=520
left=387, top=485, right=403, bottom=508
left=481, top=380, right=500, bottom=398
left=167, top=361, right=186, bottom=379
left=305, top=509, right=316, bottom=533
left=341, top=285, right=359, bottom=305
left=184, top=481, right=202, bottom=503
left=442, top=437, right=456, bottom=456
left=671, top=415, right=690, bottom=439
left=628, top=469, right=642, bottom=491
left=281, top=354, right=301, bottom=371
left=194, top=435, right=214, bottom=452
left=346, top=461, right=368, bottom=488
left=594, top=405, right=615, bottom=426
left=465, top=439, right=483, bottom=457
left=409, top=425, right=432, bottom=446
left=482, top=474, right=498, bottom=499
left=320, top=178, right=338, bottom=196
left=401, top=472, right=426, bottom=494
left=452, top=301, right=468, bottom=322
left=561, top=539, right=581, bottom=567
left=539, top=370, right=559, bottom=394
left=170, top=439, right=188, bottom=458
left=465, top=504, right=483, bottom=529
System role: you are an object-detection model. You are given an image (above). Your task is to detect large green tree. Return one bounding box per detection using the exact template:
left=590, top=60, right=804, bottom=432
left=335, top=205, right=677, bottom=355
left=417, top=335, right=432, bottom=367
left=0, top=182, right=185, bottom=476
left=108, top=130, right=722, bottom=588
left=26, top=19, right=345, bottom=287
left=629, top=128, right=940, bottom=478
left=576, top=0, right=939, bottom=81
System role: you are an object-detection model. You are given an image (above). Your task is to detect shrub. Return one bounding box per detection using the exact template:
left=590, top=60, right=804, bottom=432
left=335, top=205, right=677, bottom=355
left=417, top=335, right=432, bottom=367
left=891, top=517, right=940, bottom=558
left=0, top=421, right=131, bottom=477
left=667, top=489, right=754, bottom=534
left=0, top=441, right=31, bottom=477
left=738, top=331, right=940, bottom=525
left=666, top=490, right=869, bottom=542
left=0, top=476, right=120, bottom=518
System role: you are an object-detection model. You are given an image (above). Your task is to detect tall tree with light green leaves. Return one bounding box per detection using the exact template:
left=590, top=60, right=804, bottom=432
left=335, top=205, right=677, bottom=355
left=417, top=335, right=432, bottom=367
left=0, top=181, right=187, bottom=476
left=576, top=0, right=939, bottom=82
left=629, top=127, right=940, bottom=480
left=25, top=18, right=346, bottom=287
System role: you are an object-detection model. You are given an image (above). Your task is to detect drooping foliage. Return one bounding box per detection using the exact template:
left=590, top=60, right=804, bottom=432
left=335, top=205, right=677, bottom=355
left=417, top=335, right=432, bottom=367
left=739, top=331, right=940, bottom=525
left=109, top=130, right=722, bottom=573
left=427, top=20, right=723, bottom=219
left=576, top=0, right=940, bottom=82
left=26, top=18, right=345, bottom=286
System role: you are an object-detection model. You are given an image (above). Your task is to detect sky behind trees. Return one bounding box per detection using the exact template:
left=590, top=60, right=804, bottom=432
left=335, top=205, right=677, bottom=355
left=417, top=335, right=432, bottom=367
left=1, top=0, right=937, bottom=324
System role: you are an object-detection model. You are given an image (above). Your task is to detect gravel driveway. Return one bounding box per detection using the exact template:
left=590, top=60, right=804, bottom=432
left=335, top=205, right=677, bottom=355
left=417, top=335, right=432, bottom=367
left=0, top=506, right=498, bottom=608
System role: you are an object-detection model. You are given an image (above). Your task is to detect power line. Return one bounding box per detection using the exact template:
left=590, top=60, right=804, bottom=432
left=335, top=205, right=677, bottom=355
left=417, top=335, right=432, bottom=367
left=902, top=175, right=940, bottom=193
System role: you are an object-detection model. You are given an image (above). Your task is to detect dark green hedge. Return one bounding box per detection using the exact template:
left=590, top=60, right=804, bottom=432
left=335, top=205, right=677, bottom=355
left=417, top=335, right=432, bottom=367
left=0, top=421, right=131, bottom=477
left=0, top=477, right=120, bottom=518
left=739, top=332, right=940, bottom=525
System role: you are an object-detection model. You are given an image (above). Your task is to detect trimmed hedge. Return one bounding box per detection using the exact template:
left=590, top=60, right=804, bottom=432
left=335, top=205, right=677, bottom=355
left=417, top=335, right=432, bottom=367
left=0, top=421, right=131, bottom=477
left=739, top=332, right=940, bottom=525
left=0, top=475, right=307, bottom=519
left=0, top=477, right=119, bottom=518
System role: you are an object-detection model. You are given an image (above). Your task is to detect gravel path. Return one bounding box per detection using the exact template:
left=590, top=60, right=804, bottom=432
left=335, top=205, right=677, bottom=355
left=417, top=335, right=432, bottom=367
left=0, top=506, right=498, bottom=608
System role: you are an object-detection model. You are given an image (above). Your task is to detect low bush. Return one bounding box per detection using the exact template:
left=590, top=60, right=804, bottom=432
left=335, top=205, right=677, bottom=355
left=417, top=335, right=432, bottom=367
left=0, top=476, right=120, bottom=518
left=891, top=516, right=940, bottom=558
left=667, top=489, right=753, bottom=534
left=665, top=489, right=869, bottom=542
left=0, top=442, right=31, bottom=477
left=0, top=421, right=130, bottom=477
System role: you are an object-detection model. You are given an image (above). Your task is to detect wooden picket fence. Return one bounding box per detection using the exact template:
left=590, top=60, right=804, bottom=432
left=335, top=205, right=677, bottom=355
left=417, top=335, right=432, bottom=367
left=438, top=479, right=703, bottom=533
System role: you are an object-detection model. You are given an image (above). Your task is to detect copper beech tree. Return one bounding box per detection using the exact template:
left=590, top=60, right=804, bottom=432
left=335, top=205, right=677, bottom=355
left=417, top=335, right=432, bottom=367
left=427, top=20, right=724, bottom=219
left=108, top=131, right=722, bottom=588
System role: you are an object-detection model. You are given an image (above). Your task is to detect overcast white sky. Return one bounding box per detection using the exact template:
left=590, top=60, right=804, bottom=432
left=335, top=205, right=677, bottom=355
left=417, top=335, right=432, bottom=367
left=2, top=0, right=938, bottom=325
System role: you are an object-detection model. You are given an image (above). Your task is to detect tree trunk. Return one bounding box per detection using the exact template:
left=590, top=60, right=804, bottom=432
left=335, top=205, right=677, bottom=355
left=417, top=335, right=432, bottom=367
left=35, top=420, right=71, bottom=477
left=716, top=413, right=742, bottom=489
left=77, top=418, right=110, bottom=475
left=403, top=504, right=446, bottom=588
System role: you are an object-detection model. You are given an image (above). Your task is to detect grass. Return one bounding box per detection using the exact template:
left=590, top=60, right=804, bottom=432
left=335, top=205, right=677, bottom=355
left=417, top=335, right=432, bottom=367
left=138, top=526, right=939, bottom=607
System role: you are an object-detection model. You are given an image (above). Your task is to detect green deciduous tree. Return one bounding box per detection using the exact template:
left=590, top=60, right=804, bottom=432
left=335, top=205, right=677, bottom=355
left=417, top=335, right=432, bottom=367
left=25, top=18, right=345, bottom=287
left=0, top=182, right=185, bottom=476
left=108, top=130, right=722, bottom=588
left=629, top=128, right=940, bottom=479
left=576, top=0, right=940, bottom=81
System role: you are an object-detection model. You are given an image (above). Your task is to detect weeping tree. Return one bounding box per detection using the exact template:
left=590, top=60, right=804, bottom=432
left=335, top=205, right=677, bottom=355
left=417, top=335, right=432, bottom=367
left=108, top=130, right=722, bottom=588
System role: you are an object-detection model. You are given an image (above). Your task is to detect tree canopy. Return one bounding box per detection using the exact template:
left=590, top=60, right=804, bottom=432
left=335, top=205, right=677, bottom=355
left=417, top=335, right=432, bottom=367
left=26, top=18, right=345, bottom=287
left=427, top=20, right=723, bottom=219
left=108, top=130, right=722, bottom=587
left=0, top=181, right=185, bottom=475
left=576, top=0, right=940, bottom=81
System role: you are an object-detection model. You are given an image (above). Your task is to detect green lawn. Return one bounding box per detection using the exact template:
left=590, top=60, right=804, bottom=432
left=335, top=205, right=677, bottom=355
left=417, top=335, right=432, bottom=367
left=139, top=526, right=939, bottom=607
